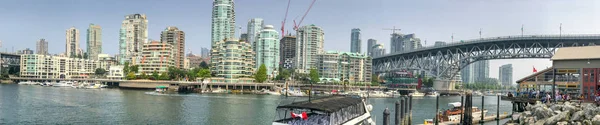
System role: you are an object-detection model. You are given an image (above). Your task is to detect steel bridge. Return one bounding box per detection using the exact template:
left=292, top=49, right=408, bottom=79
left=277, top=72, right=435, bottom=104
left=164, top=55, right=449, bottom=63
left=372, top=34, right=600, bottom=80
left=0, top=52, right=20, bottom=74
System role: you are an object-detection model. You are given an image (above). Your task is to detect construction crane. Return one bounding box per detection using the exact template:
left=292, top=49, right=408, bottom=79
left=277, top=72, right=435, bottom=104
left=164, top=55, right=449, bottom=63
left=382, top=26, right=401, bottom=34
left=280, top=0, right=291, bottom=37
left=292, top=0, right=317, bottom=31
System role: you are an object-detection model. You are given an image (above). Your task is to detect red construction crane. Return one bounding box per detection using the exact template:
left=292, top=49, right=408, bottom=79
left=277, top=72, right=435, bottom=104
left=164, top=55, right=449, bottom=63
left=293, top=0, right=317, bottom=31
left=280, top=0, right=291, bottom=37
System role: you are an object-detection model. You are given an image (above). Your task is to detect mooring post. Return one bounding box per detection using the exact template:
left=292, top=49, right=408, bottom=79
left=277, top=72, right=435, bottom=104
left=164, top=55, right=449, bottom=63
left=384, top=108, right=390, bottom=125
left=496, top=95, right=500, bottom=121
left=480, top=96, right=484, bottom=124
left=460, top=94, right=464, bottom=125
left=401, top=98, right=406, bottom=125
left=396, top=100, right=400, bottom=125
left=409, top=95, right=413, bottom=125
left=435, top=95, right=439, bottom=125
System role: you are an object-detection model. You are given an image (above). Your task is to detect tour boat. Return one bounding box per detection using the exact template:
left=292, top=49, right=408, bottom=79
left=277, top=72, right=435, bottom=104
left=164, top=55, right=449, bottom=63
left=53, top=81, right=74, bottom=87
left=426, top=91, right=440, bottom=97
left=155, top=86, right=167, bottom=93
left=436, top=102, right=488, bottom=122
left=410, top=91, right=425, bottom=97
left=273, top=96, right=375, bottom=125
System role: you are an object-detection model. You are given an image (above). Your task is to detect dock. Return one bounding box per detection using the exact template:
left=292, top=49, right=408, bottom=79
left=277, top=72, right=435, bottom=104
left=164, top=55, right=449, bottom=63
left=417, top=114, right=510, bottom=125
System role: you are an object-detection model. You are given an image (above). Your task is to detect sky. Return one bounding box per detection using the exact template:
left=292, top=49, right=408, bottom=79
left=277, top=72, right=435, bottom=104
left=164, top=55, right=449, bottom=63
left=1, top=0, right=600, bottom=83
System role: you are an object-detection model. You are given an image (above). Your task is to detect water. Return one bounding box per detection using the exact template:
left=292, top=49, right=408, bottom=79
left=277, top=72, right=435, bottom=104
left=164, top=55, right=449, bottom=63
left=0, top=84, right=512, bottom=124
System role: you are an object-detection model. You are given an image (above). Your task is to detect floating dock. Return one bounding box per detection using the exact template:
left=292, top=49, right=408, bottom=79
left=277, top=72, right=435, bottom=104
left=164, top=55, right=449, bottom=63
left=417, top=114, right=510, bottom=125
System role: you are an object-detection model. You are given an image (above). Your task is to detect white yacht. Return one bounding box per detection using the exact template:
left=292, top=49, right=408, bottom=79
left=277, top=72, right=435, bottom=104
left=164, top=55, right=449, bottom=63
left=385, top=90, right=401, bottom=97
left=210, top=87, right=229, bottom=94
left=368, top=90, right=390, bottom=98
left=286, top=88, right=306, bottom=97
left=53, top=81, right=74, bottom=87
left=426, top=91, right=439, bottom=97
left=409, top=91, right=425, bottom=97
left=273, top=96, right=375, bottom=125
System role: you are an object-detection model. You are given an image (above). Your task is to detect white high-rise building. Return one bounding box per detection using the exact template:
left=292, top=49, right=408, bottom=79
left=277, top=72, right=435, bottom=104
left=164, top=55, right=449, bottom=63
left=65, top=27, right=80, bottom=57
left=36, top=39, right=48, bottom=55
left=211, top=0, right=236, bottom=47
left=295, top=24, right=324, bottom=73
left=255, top=25, right=280, bottom=78
left=119, top=14, right=148, bottom=65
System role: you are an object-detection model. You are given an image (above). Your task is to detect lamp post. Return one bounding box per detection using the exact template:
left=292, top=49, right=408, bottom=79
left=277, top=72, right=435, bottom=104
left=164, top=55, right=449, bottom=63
left=307, top=77, right=313, bottom=102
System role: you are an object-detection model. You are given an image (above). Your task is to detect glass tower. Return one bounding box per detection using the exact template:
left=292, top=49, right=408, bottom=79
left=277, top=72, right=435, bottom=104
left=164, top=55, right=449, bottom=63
left=255, top=25, right=280, bottom=78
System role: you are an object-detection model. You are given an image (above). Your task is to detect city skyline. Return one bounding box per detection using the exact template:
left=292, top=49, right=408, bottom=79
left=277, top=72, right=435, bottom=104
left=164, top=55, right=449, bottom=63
left=3, top=0, right=599, bottom=83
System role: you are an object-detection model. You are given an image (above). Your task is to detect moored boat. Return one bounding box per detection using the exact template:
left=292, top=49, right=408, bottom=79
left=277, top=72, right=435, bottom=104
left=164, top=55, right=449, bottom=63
left=53, top=81, right=73, bottom=87
left=272, top=96, right=375, bottom=125
left=410, top=91, right=425, bottom=97
left=426, top=91, right=439, bottom=97
left=435, top=102, right=488, bottom=122
left=155, top=86, right=167, bottom=93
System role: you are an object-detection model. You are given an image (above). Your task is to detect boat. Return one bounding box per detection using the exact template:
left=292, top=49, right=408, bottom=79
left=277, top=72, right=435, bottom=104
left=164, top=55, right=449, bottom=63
left=210, top=87, right=229, bottom=94
left=435, top=102, right=488, bottom=122
left=18, top=81, right=34, bottom=85
left=426, top=91, right=439, bottom=97
left=266, top=90, right=281, bottom=95
left=368, top=90, right=390, bottom=98
left=286, top=88, right=306, bottom=97
left=385, top=90, right=401, bottom=97
left=100, top=84, right=108, bottom=88
left=272, top=96, right=375, bottom=125
left=410, top=91, right=425, bottom=97
left=85, top=83, right=103, bottom=89
left=53, top=81, right=74, bottom=87
left=472, top=91, right=483, bottom=96
left=155, top=86, right=168, bottom=93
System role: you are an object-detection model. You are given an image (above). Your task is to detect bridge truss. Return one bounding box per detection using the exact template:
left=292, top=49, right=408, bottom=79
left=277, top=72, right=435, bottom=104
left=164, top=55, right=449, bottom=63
left=373, top=35, right=600, bottom=80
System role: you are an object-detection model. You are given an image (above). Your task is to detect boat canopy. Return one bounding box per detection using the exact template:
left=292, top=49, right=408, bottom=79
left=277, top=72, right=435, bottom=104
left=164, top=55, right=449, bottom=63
left=448, top=102, right=461, bottom=107
left=156, top=86, right=167, bottom=89
left=276, top=96, right=362, bottom=113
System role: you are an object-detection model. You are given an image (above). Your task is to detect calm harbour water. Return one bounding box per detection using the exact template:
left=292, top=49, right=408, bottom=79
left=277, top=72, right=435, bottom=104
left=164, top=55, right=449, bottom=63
left=0, top=84, right=511, bottom=124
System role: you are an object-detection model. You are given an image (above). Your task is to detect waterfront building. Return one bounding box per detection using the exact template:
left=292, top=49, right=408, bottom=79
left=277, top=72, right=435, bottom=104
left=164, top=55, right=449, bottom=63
left=211, top=0, right=236, bottom=47
left=247, top=18, right=264, bottom=45
left=201, top=47, right=210, bottom=57
left=18, top=48, right=34, bottom=54
left=367, top=39, right=376, bottom=57
left=160, top=26, right=185, bottom=69
left=255, top=25, right=279, bottom=78
left=350, top=28, right=361, bottom=53
left=461, top=60, right=489, bottom=84
left=87, top=24, right=102, bottom=60
left=280, top=35, right=296, bottom=69
left=315, top=51, right=372, bottom=84
left=139, top=41, right=174, bottom=74
left=97, top=54, right=117, bottom=71
left=187, top=53, right=203, bottom=68
left=119, top=14, right=148, bottom=65
left=434, top=41, right=446, bottom=47
left=36, top=39, right=48, bottom=55
left=499, top=64, right=513, bottom=86
left=20, top=54, right=98, bottom=79
left=66, top=27, right=80, bottom=57
left=389, top=33, right=422, bottom=53
left=210, top=38, right=255, bottom=83
left=295, top=24, right=324, bottom=73
left=371, top=44, right=385, bottom=57
left=107, top=65, right=124, bottom=80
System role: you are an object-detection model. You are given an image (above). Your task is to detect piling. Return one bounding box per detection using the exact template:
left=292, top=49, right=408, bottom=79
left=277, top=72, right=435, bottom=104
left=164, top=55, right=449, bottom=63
left=460, top=94, right=464, bottom=125
left=409, top=95, right=413, bottom=125
left=384, top=108, right=390, bottom=125
left=496, top=95, right=500, bottom=121
left=480, top=96, right=484, bottom=124
left=396, top=100, right=400, bottom=125
left=462, top=93, right=473, bottom=125
left=435, top=95, right=439, bottom=125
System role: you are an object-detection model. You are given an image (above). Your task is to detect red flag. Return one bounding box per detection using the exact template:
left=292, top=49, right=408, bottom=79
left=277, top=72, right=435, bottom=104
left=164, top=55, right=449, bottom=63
left=533, top=66, right=538, bottom=73
left=291, top=111, right=308, bottom=120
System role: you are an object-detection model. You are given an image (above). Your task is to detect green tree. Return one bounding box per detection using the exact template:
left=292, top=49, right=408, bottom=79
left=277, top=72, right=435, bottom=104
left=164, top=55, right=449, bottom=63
left=151, top=71, right=159, bottom=80
left=255, top=64, right=267, bottom=83
left=197, top=69, right=211, bottom=81
left=95, top=68, right=106, bottom=76
left=130, top=65, right=139, bottom=73
left=159, top=72, right=170, bottom=80
left=309, top=68, right=320, bottom=83
left=371, top=74, right=379, bottom=84
left=199, top=61, right=209, bottom=69
left=275, top=68, right=290, bottom=80
left=123, top=62, right=130, bottom=74
left=77, top=54, right=82, bottom=59
left=83, top=52, right=88, bottom=59
left=126, top=72, right=136, bottom=80
left=140, top=72, right=148, bottom=79
left=187, top=68, right=200, bottom=81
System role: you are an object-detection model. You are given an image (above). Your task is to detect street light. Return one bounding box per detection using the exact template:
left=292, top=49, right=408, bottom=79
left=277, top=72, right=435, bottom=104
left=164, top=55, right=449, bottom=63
left=307, top=77, right=312, bottom=102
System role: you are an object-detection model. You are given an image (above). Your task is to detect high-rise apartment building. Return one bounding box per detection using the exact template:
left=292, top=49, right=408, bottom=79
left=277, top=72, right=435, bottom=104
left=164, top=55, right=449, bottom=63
left=119, top=14, right=148, bottom=65
left=295, top=24, right=324, bottom=73
left=87, top=23, right=102, bottom=60
left=255, top=25, right=279, bottom=78
left=161, top=26, right=185, bottom=69
left=139, top=41, right=174, bottom=74
left=461, top=60, right=490, bottom=84
left=18, top=48, right=34, bottom=54
left=211, top=0, right=236, bottom=47
left=372, top=44, right=386, bottom=57
left=390, top=33, right=422, bottom=53
left=499, top=64, right=513, bottom=86
left=247, top=18, right=264, bottom=45
left=65, top=27, right=80, bottom=57
left=350, top=28, right=361, bottom=53
left=280, top=35, right=296, bottom=69
left=201, top=47, right=210, bottom=57
left=315, top=51, right=372, bottom=83
left=367, top=39, right=377, bottom=57
left=211, top=38, right=255, bottom=83
left=20, top=54, right=98, bottom=79
left=36, top=39, right=48, bottom=55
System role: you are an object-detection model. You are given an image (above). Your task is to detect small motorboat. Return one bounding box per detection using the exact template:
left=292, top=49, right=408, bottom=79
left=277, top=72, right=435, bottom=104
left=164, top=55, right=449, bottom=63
left=155, top=86, right=168, bottom=93
left=410, top=91, right=425, bottom=97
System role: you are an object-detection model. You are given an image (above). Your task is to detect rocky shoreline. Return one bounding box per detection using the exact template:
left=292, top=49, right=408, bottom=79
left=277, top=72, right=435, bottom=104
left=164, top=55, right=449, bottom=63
left=507, top=101, right=600, bottom=125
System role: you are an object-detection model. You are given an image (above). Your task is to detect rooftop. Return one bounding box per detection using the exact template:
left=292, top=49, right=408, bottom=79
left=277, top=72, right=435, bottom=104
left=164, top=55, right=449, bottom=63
left=551, top=46, right=600, bottom=60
